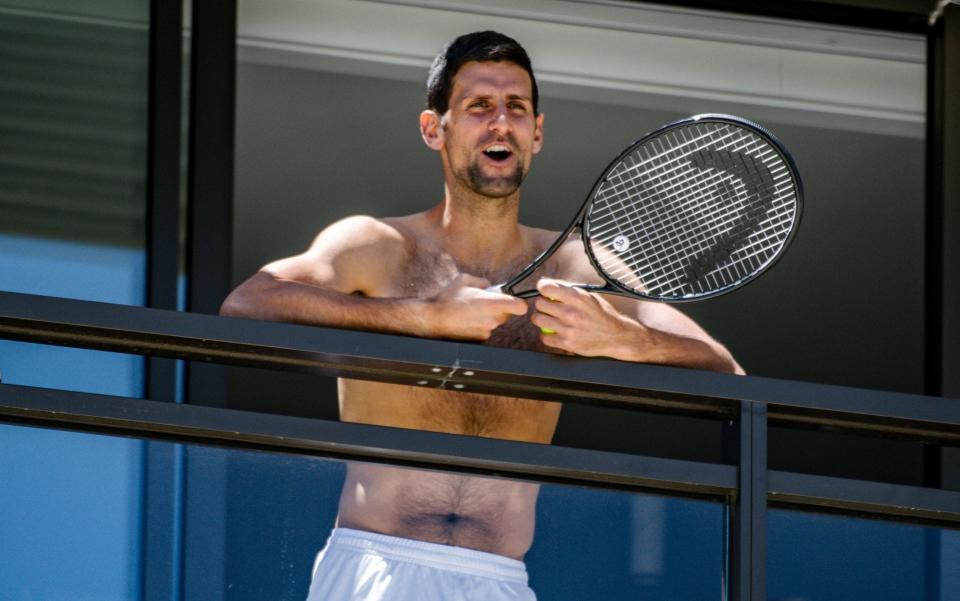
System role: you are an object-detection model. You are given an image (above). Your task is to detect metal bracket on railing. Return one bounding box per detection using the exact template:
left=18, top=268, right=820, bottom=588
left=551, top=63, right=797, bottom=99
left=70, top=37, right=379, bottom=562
left=413, top=359, right=487, bottom=390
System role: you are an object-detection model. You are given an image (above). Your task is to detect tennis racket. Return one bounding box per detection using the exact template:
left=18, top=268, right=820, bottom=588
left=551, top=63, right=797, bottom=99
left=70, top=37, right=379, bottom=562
left=491, top=114, right=802, bottom=302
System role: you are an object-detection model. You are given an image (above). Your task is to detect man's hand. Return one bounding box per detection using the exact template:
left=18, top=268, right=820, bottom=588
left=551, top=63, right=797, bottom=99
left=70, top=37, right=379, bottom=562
left=530, top=277, right=744, bottom=373
left=531, top=278, right=644, bottom=358
left=428, top=274, right=528, bottom=341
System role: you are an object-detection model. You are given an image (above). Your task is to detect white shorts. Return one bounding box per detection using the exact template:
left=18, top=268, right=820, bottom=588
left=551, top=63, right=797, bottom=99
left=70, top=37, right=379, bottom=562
left=305, top=528, right=537, bottom=601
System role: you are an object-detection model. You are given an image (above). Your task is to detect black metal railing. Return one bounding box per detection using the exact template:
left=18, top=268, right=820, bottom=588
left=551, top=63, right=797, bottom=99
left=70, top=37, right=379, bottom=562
left=1, top=289, right=958, bottom=601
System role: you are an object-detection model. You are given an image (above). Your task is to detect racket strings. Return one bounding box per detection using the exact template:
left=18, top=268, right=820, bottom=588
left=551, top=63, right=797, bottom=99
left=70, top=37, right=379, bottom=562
left=608, top=124, right=748, bottom=180
left=618, top=172, right=794, bottom=293
left=600, top=129, right=785, bottom=237
left=609, top=176, right=793, bottom=294
left=602, top=204, right=789, bottom=285
left=596, top=130, right=748, bottom=231
left=591, top=147, right=787, bottom=255
left=609, top=126, right=766, bottom=202
left=594, top=128, right=788, bottom=244
left=598, top=136, right=781, bottom=286
left=592, top=130, right=779, bottom=247
left=586, top=122, right=797, bottom=297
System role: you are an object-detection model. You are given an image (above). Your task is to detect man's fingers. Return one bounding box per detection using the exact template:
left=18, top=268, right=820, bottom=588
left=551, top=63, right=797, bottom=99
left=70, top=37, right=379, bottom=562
left=533, top=296, right=564, bottom=318
left=495, top=296, right=529, bottom=316
left=533, top=295, right=582, bottom=326
left=473, top=283, right=527, bottom=316
left=531, top=311, right=562, bottom=333
left=536, top=278, right=580, bottom=302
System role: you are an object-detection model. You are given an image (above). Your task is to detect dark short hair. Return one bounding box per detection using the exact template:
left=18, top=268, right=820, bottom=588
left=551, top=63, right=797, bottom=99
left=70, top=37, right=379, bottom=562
left=426, top=31, right=539, bottom=115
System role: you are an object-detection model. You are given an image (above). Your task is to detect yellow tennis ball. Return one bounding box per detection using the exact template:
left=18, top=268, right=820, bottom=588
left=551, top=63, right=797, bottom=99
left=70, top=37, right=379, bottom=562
left=540, top=327, right=556, bottom=335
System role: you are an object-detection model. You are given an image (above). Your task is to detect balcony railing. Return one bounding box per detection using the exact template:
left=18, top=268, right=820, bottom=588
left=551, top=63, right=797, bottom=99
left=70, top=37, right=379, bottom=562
left=1, top=289, right=958, bottom=601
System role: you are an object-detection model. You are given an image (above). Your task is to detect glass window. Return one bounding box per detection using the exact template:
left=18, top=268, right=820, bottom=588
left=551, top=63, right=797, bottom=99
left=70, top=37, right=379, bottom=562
left=769, top=508, right=960, bottom=601
left=0, top=5, right=150, bottom=601
left=0, top=424, right=146, bottom=600
left=0, top=1, right=149, bottom=395
left=0, top=421, right=727, bottom=601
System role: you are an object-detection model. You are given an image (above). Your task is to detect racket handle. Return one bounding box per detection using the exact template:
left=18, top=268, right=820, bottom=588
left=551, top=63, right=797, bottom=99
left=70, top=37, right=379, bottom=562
left=486, top=284, right=540, bottom=298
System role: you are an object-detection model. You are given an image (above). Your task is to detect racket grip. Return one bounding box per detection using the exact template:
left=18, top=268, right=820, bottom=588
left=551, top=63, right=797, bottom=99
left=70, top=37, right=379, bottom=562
left=487, top=284, right=541, bottom=298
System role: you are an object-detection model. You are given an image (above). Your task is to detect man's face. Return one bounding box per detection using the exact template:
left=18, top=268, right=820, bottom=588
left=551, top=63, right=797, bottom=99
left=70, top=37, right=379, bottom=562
left=437, top=61, right=544, bottom=199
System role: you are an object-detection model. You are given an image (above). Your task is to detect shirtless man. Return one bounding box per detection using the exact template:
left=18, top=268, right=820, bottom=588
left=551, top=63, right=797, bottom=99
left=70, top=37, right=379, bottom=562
left=221, top=31, right=742, bottom=601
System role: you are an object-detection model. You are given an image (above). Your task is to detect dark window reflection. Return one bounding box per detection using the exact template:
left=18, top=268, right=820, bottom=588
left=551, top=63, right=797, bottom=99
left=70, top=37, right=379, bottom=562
left=769, top=508, right=960, bottom=601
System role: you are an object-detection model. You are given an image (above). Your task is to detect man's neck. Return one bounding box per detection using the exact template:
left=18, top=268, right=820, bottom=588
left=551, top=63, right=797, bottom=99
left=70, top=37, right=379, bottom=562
left=429, top=185, right=530, bottom=273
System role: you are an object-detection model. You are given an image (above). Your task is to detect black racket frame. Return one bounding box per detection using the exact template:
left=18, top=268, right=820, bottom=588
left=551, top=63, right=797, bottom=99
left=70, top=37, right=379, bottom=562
left=500, top=114, right=804, bottom=303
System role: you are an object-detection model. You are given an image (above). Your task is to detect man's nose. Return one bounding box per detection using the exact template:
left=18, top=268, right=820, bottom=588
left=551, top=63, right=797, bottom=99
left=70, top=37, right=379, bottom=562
left=488, top=108, right=510, bottom=134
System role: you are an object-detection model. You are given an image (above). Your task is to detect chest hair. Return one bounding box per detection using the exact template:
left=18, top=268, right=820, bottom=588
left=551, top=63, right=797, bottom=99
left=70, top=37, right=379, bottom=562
left=396, top=242, right=561, bottom=353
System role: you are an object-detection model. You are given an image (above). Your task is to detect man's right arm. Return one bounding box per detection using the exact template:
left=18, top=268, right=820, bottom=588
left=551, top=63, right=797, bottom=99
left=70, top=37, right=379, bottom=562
left=220, top=216, right=526, bottom=341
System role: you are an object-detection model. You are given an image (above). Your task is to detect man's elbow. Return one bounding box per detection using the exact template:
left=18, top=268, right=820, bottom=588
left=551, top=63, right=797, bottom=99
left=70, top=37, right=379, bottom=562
left=219, top=280, right=265, bottom=318
left=721, top=349, right=746, bottom=376
left=219, top=291, right=247, bottom=318
left=219, top=272, right=276, bottom=318
left=709, top=342, right=745, bottom=376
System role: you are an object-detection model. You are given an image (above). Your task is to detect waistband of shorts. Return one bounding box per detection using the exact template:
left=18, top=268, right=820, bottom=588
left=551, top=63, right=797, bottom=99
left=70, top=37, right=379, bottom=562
left=326, top=527, right=529, bottom=584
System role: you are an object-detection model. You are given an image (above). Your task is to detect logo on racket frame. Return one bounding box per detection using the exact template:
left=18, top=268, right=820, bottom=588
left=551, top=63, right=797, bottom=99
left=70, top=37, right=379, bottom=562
left=612, top=235, right=631, bottom=253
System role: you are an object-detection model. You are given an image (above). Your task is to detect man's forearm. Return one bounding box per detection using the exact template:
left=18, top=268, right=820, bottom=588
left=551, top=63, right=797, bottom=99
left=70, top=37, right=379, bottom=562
left=613, top=321, right=745, bottom=375
left=220, top=273, right=434, bottom=337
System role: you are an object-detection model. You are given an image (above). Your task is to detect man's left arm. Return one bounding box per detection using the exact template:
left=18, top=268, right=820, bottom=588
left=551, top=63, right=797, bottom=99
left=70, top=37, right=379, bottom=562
left=530, top=278, right=745, bottom=375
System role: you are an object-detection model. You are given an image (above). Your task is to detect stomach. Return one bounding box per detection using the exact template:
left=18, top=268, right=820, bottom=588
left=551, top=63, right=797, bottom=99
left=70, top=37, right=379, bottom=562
left=338, top=379, right=562, bottom=442
left=333, top=329, right=562, bottom=559
left=336, top=462, right=540, bottom=559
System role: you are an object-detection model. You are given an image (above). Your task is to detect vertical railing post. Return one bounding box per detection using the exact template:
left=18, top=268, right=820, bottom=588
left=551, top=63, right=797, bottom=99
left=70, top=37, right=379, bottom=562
left=731, top=401, right=767, bottom=601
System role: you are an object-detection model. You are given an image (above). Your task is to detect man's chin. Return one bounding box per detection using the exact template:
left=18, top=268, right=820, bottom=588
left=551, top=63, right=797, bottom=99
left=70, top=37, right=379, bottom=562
left=475, top=182, right=521, bottom=198
left=467, top=167, right=524, bottom=199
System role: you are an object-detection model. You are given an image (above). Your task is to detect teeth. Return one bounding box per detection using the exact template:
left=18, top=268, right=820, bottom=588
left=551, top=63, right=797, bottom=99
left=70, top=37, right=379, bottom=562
left=485, top=145, right=510, bottom=153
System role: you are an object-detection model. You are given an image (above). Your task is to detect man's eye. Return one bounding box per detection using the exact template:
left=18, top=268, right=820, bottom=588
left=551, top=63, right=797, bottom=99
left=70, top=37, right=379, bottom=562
left=470, top=101, right=490, bottom=109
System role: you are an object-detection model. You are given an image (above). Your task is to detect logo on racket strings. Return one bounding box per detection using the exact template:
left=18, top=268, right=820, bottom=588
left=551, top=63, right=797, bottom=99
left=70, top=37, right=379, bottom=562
left=612, top=235, right=631, bottom=253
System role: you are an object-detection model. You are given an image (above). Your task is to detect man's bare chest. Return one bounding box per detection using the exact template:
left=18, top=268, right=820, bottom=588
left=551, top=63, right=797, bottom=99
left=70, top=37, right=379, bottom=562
left=381, top=247, right=557, bottom=353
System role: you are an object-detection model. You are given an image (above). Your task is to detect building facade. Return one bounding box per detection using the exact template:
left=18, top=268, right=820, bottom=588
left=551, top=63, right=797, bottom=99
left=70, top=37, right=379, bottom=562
left=1, top=1, right=958, bottom=600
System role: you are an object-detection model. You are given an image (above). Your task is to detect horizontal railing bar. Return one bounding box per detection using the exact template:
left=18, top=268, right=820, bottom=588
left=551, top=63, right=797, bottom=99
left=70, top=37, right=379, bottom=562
left=4, top=382, right=959, bottom=524
left=768, top=470, right=960, bottom=525
left=0, top=382, right=736, bottom=497
left=1, top=291, right=959, bottom=441
left=0, top=291, right=733, bottom=417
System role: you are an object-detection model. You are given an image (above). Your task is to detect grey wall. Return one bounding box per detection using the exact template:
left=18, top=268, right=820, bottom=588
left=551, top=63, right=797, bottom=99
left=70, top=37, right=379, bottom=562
left=233, top=62, right=926, bottom=397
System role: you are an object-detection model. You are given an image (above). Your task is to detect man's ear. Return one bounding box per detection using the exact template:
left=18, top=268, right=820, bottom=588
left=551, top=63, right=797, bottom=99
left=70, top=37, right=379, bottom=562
left=419, top=110, right=444, bottom=150
left=532, top=112, right=545, bottom=155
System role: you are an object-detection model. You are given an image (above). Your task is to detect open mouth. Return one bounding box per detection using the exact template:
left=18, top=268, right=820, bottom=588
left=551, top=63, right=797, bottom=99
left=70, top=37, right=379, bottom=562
left=483, top=144, right=513, bottom=162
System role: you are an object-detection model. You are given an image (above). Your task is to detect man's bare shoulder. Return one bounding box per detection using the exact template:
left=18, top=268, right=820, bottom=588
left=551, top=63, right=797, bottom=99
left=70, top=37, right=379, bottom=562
left=308, top=214, right=412, bottom=254
left=260, top=213, right=427, bottom=295
left=312, top=212, right=439, bottom=266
